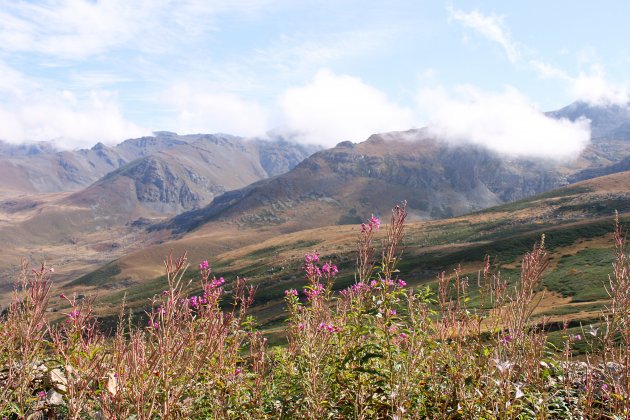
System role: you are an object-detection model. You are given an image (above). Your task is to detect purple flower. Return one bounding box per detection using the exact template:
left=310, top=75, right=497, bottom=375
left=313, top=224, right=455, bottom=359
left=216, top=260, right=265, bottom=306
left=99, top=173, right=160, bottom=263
left=284, top=289, right=298, bottom=297
left=304, top=253, right=320, bottom=264
left=37, top=390, right=46, bottom=398
left=68, top=309, right=80, bottom=320
left=397, top=279, right=406, bottom=287
left=499, top=335, right=513, bottom=345
left=370, top=215, right=381, bottom=230
left=59, top=293, right=66, bottom=299
left=574, top=334, right=582, bottom=341
left=199, top=260, right=210, bottom=271
left=322, top=262, right=339, bottom=276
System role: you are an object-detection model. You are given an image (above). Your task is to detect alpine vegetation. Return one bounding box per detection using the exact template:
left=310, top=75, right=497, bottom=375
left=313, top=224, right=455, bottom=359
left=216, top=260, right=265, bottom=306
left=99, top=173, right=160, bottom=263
left=0, top=204, right=628, bottom=418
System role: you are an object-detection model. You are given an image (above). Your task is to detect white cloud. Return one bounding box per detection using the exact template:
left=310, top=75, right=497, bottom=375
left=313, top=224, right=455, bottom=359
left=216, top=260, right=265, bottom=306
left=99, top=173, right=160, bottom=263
left=418, top=85, right=591, bottom=160
left=0, top=60, right=148, bottom=148
left=449, top=7, right=630, bottom=107
left=0, top=89, right=149, bottom=149
left=572, top=65, right=630, bottom=106
left=448, top=6, right=520, bottom=63
left=279, top=69, right=415, bottom=146
left=0, top=0, right=276, bottom=59
left=163, top=83, right=269, bottom=137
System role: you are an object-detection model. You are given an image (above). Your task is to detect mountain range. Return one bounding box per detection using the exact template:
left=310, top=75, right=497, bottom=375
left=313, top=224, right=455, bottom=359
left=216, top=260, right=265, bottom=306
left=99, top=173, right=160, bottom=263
left=1, top=100, right=630, bottom=302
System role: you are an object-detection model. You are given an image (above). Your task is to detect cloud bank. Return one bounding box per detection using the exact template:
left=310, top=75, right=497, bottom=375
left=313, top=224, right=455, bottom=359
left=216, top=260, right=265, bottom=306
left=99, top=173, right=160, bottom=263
left=418, top=86, right=591, bottom=160
left=279, top=70, right=415, bottom=146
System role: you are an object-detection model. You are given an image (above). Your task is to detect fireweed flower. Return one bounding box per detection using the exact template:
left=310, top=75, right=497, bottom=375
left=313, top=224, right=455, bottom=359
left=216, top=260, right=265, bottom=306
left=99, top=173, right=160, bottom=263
left=68, top=309, right=80, bottom=320
left=284, top=289, right=298, bottom=297
left=499, top=335, right=513, bottom=345
left=370, top=215, right=381, bottom=230
left=199, top=260, right=210, bottom=271
left=303, top=283, right=324, bottom=300
left=321, top=262, right=339, bottom=276
left=397, top=279, right=406, bottom=287
left=37, top=391, right=46, bottom=398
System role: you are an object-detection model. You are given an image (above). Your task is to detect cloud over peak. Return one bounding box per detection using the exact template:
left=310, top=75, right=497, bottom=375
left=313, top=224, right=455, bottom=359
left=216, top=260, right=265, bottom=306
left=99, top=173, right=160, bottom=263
left=418, top=85, right=591, bottom=160
left=279, top=70, right=415, bottom=146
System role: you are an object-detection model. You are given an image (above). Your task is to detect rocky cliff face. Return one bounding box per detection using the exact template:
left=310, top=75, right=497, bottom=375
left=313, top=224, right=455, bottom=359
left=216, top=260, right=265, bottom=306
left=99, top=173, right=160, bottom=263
left=159, top=131, right=585, bottom=234
left=63, top=134, right=319, bottom=217
left=0, top=132, right=319, bottom=199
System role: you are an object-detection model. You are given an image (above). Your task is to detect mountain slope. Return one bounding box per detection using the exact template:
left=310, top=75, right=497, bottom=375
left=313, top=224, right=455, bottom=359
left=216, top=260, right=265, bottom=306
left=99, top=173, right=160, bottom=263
left=61, top=171, right=630, bottom=329
left=158, top=130, right=591, bottom=235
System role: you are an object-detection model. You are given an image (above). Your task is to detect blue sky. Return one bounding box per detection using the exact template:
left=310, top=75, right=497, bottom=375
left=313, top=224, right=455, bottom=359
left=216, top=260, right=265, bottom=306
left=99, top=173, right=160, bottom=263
left=0, top=0, right=628, bottom=157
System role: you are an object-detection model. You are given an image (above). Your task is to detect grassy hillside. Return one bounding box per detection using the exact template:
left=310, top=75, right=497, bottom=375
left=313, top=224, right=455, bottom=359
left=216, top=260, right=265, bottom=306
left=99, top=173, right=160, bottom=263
left=53, top=171, right=630, bottom=336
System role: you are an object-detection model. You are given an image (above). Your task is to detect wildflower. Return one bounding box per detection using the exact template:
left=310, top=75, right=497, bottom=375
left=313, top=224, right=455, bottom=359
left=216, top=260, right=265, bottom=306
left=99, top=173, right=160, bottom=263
left=322, top=262, right=338, bottom=276
left=303, top=283, right=324, bottom=300
left=68, top=309, right=80, bottom=320
left=37, top=390, right=46, bottom=398
left=397, top=279, right=406, bottom=287
left=189, top=296, right=199, bottom=308
left=59, top=293, right=66, bottom=299
left=499, top=335, right=513, bottom=345
left=574, top=334, right=582, bottom=341
left=389, top=309, right=397, bottom=316
left=199, top=260, right=210, bottom=271
left=399, top=332, right=408, bottom=339
left=304, top=253, right=320, bottom=264
left=298, top=322, right=305, bottom=330
left=284, top=289, right=298, bottom=297
left=370, top=215, right=381, bottom=230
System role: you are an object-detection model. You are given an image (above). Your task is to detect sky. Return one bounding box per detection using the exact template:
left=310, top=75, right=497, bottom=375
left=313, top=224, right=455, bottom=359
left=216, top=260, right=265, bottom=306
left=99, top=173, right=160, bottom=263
left=0, top=0, right=629, bottom=158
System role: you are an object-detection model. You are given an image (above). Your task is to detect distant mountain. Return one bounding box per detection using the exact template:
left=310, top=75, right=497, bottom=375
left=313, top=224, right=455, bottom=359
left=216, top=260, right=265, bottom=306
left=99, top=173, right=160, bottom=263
left=569, top=155, right=630, bottom=183
left=64, top=136, right=317, bottom=217
left=157, top=130, right=596, bottom=235
left=547, top=101, right=630, bottom=140
left=0, top=132, right=318, bottom=199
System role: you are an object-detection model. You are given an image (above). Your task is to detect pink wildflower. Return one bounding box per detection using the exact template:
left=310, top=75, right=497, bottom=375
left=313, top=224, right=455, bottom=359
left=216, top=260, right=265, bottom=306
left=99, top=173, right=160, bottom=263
left=370, top=215, right=381, bottom=230
left=199, top=260, right=210, bottom=271
left=37, top=391, right=46, bottom=398
left=397, top=279, right=406, bottom=287
left=322, top=262, right=339, bottom=276
left=68, top=309, right=80, bottom=320
left=574, top=334, right=582, bottom=341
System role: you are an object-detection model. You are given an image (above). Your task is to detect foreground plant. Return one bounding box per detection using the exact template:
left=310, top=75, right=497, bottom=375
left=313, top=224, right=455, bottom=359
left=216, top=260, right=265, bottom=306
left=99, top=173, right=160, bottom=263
left=0, top=204, right=628, bottom=418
